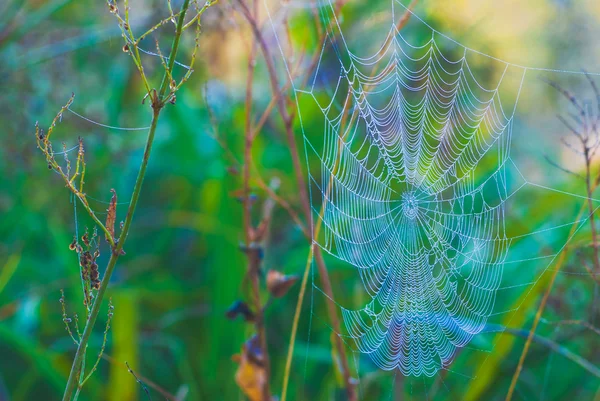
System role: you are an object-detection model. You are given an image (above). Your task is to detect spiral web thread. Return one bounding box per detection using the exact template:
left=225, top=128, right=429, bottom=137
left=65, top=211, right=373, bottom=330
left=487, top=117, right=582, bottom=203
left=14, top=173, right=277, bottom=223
left=265, top=0, right=600, bottom=381
left=308, top=15, right=519, bottom=377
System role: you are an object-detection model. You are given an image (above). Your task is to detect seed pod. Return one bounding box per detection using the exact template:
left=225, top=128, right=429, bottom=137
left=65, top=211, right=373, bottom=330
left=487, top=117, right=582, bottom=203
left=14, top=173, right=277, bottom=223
left=266, top=270, right=299, bottom=298
left=90, top=260, right=101, bottom=290
left=82, top=232, right=90, bottom=247
left=106, top=189, right=117, bottom=243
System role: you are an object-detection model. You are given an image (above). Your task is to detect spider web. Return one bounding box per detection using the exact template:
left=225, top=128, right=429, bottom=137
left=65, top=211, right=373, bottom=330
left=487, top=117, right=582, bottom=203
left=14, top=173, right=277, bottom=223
left=308, top=9, right=523, bottom=378
left=266, top=0, right=600, bottom=395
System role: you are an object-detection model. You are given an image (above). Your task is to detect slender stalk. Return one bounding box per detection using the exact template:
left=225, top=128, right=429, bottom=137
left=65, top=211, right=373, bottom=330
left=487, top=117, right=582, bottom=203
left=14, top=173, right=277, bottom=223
left=62, top=107, right=160, bottom=401
left=236, top=3, right=356, bottom=399
left=281, top=242, right=315, bottom=401
left=36, top=97, right=116, bottom=249
left=61, top=1, right=194, bottom=399
left=241, top=1, right=271, bottom=397
left=584, top=148, right=600, bottom=273
left=102, top=354, right=180, bottom=401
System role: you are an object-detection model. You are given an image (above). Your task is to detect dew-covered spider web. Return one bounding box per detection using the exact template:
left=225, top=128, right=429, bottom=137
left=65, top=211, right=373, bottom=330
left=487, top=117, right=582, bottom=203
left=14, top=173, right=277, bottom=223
left=265, top=0, right=600, bottom=397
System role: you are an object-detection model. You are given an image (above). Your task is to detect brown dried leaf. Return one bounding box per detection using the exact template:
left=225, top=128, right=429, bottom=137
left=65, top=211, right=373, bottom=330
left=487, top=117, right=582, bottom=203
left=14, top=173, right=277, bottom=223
left=68, top=236, right=77, bottom=251
left=266, top=270, right=299, bottom=298
left=250, top=217, right=270, bottom=243
left=105, top=189, right=117, bottom=243
left=234, top=336, right=266, bottom=401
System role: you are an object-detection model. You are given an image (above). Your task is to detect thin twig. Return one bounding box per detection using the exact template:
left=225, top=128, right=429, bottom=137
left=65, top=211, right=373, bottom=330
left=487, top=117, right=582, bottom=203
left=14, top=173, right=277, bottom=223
left=80, top=300, right=114, bottom=386
left=126, top=361, right=153, bottom=401
left=60, top=290, right=79, bottom=346
left=281, top=239, right=316, bottom=401
left=241, top=0, right=272, bottom=397
left=35, top=97, right=116, bottom=249
left=103, top=354, right=180, bottom=401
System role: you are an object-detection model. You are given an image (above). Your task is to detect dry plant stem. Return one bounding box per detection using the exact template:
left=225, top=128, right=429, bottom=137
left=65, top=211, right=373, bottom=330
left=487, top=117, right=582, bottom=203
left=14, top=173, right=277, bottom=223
left=126, top=362, right=152, bottom=401
left=236, top=1, right=356, bottom=398
left=236, top=2, right=309, bottom=219
left=242, top=0, right=271, bottom=398
left=281, top=242, right=315, bottom=401
left=506, top=168, right=600, bottom=401
left=253, top=174, right=309, bottom=237
left=62, top=108, right=160, bottom=401
left=61, top=1, right=195, bottom=399
left=36, top=98, right=116, bottom=250
left=280, top=133, right=344, bottom=401
left=584, top=148, right=600, bottom=273
left=102, top=354, right=180, bottom=401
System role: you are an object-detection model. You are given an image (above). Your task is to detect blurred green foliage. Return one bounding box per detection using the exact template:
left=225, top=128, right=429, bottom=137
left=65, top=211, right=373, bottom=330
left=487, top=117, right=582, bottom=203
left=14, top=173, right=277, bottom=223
left=1, top=0, right=600, bottom=400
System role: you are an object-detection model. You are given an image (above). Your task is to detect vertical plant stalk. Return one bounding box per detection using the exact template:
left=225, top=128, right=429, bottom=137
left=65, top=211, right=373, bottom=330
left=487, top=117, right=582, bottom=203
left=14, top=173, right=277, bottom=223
left=584, top=147, right=600, bottom=274
left=280, top=159, right=337, bottom=401
left=241, top=0, right=272, bottom=398
left=61, top=1, right=195, bottom=399
left=281, top=241, right=315, bottom=401
left=236, top=2, right=356, bottom=399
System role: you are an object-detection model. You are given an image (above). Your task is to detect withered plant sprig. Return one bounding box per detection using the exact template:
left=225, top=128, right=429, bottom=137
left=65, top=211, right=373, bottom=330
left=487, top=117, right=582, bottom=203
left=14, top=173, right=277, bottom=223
left=35, top=1, right=218, bottom=400
left=506, top=75, right=600, bottom=401
left=234, top=1, right=357, bottom=399
left=36, top=110, right=115, bottom=249
left=60, top=289, right=79, bottom=346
